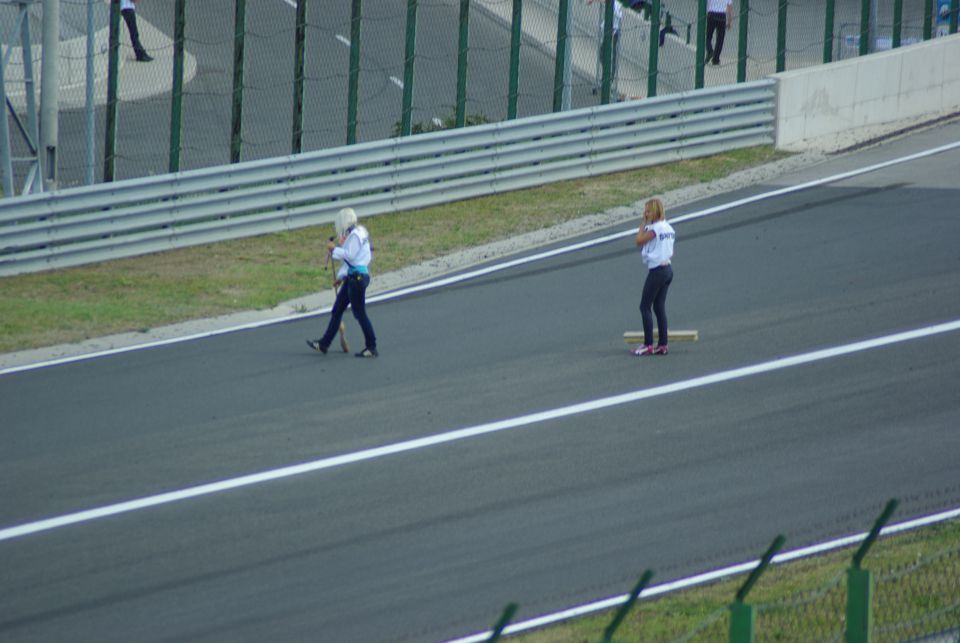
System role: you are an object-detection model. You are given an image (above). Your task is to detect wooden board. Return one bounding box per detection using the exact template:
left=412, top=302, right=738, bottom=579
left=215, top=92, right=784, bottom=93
left=624, top=330, right=699, bottom=344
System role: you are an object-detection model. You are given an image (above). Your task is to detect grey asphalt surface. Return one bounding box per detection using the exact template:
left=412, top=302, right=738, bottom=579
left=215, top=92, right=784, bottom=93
left=2, top=121, right=960, bottom=642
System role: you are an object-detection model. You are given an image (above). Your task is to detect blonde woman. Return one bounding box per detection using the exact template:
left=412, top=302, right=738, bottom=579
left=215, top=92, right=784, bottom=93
left=632, top=198, right=675, bottom=356
left=307, top=208, right=378, bottom=357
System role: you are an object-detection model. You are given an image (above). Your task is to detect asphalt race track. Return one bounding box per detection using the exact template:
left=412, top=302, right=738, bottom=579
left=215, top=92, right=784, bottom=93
left=2, top=122, right=959, bottom=642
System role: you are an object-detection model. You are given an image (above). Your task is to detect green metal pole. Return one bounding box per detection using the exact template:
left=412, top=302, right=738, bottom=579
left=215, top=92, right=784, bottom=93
left=845, top=500, right=898, bottom=643
left=400, top=0, right=418, bottom=136
left=952, top=0, right=959, bottom=34
left=230, top=0, right=246, bottom=164
left=776, top=0, right=787, bottom=72
left=455, top=0, right=470, bottom=127
left=695, top=0, right=706, bottom=89
left=852, top=500, right=898, bottom=570
left=347, top=0, right=362, bottom=145
left=892, top=0, right=903, bottom=48
left=553, top=0, right=570, bottom=112
left=923, top=0, right=933, bottom=40
left=859, top=0, right=870, bottom=56
left=168, top=0, right=185, bottom=173
left=602, top=570, right=654, bottom=643
left=291, top=0, right=307, bottom=154
left=507, top=0, right=522, bottom=119
left=103, top=0, right=120, bottom=182
left=737, top=0, right=749, bottom=83
left=487, top=603, right=518, bottom=642
left=730, top=535, right=785, bottom=643
left=647, top=0, right=661, bottom=98
left=600, top=0, right=614, bottom=104
left=823, top=0, right=836, bottom=62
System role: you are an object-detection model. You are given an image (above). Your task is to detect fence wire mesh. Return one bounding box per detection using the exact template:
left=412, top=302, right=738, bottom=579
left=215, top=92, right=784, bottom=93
left=0, top=0, right=954, bottom=192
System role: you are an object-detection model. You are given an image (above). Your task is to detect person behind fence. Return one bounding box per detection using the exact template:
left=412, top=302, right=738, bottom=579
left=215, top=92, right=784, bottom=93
left=705, top=0, right=733, bottom=66
left=307, top=208, right=379, bottom=358
left=121, top=0, right=153, bottom=62
left=587, top=0, right=622, bottom=95
left=632, top=198, right=675, bottom=357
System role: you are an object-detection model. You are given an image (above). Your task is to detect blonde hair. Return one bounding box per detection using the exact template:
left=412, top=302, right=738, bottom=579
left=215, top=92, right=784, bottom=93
left=335, top=207, right=358, bottom=238
left=644, top=198, right=665, bottom=223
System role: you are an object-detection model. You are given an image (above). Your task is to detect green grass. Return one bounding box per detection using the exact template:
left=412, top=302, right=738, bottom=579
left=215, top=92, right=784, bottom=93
left=0, top=147, right=786, bottom=353
left=508, top=520, right=960, bottom=642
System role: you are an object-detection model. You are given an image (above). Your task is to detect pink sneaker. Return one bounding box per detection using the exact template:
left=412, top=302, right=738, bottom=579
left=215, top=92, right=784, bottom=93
left=653, top=344, right=669, bottom=355
left=631, top=344, right=654, bottom=356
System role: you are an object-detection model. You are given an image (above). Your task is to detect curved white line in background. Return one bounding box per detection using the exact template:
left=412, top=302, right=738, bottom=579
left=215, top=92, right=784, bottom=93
left=1, top=319, right=958, bottom=543
left=444, top=505, right=960, bottom=643
left=2, top=139, right=959, bottom=380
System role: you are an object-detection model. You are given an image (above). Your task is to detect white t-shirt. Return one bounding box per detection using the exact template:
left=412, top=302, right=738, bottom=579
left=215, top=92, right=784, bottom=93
left=121, top=0, right=136, bottom=11
left=641, top=220, right=675, bottom=270
left=707, top=0, right=732, bottom=13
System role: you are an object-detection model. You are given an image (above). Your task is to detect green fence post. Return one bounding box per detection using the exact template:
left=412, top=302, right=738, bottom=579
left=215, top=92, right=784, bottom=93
left=730, top=535, right=785, bottom=643
left=507, top=0, right=522, bottom=119
left=823, top=0, right=836, bottom=62
left=600, top=0, right=614, bottom=104
left=346, top=0, right=362, bottom=145
left=169, top=0, right=186, bottom=172
left=103, top=0, right=120, bottom=182
left=400, top=0, right=418, bottom=137
left=695, top=0, right=706, bottom=89
left=952, top=0, right=959, bottom=34
left=553, top=0, right=570, bottom=112
left=230, top=0, right=246, bottom=164
left=859, top=0, right=870, bottom=56
left=892, top=0, right=903, bottom=48
left=647, top=0, right=661, bottom=98
left=291, top=0, right=306, bottom=154
left=775, top=0, right=786, bottom=72
left=487, top=603, right=518, bottom=642
left=923, top=0, right=933, bottom=40
left=846, top=499, right=898, bottom=643
left=736, top=0, right=749, bottom=83
left=455, top=0, right=470, bottom=127
left=602, top=570, right=654, bottom=643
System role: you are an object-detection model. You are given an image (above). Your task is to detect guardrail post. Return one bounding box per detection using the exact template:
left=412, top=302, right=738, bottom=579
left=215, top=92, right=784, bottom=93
left=730, top=535, right=785, bottom=643
left=736, top=0, right=749, bottom=83
left=602, top=570, right=654, bottom=643
left=456, top=0, right=471, bottom=126
left=695, top=0, right=706, bottom=89
left=347, top=0, right=362, bottom=145
left=507, top=0, right=522, bottom=118
left=776, top=0, right=787, bottom=72
left=647, top=0, right=661, bottom=98
left=169, top=0, right=186, bottom=171
left=486, top=603, right=517, bottom=642
left=846, top=499, right=898, bottom=643
left=400, top=0, right=418, bottom=136
left=291, top=0, right=306, bottom=154
left=823, top=0, right=836, bottom=62
left=230, top=0, right=247, bottom=164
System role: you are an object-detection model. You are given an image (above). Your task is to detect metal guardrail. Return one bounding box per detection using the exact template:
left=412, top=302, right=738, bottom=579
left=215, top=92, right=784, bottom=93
left=0, top=80, right=774, bottom=276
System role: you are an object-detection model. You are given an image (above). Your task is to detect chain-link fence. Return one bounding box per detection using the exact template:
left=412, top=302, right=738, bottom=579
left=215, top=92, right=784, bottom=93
left=1, top=0, right=956, bottom=193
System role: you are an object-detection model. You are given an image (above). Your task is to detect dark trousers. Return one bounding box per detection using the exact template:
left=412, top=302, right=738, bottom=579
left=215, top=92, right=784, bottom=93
left=121, top=9, right=148, bottom=59
left=320, top=273, right=377, bottom=351
left=705, top=12, right=727, bottom=64
left=640, top=265, right=673, bottom=347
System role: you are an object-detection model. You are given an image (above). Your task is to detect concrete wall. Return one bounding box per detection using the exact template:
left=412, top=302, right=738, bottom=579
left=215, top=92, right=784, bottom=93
left=773, top=33, right=960, bottom=152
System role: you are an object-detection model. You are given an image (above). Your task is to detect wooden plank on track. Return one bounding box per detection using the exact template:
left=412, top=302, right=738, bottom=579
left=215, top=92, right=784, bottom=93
left=624, top=330, right=699, bottom=343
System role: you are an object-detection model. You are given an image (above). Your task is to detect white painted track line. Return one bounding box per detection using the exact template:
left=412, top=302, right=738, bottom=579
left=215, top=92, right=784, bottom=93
left=2, top=319, right=958, bottom=544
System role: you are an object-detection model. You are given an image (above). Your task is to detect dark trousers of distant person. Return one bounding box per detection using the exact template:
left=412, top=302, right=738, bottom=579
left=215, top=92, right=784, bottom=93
left=705, top=12, right=727, bottom=65
left=122, top=9, right=152, bottom=61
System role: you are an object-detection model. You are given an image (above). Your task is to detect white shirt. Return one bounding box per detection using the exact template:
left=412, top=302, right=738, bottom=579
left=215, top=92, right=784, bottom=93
left=332, top=225, right=372, bottom=280
left=707, top=0, right=732, bottom=13
left=121, top=0, right=136, bottom=11
left=641, top=220, right=675, bottom=270
left=596, top=2, right=623, bottom=34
